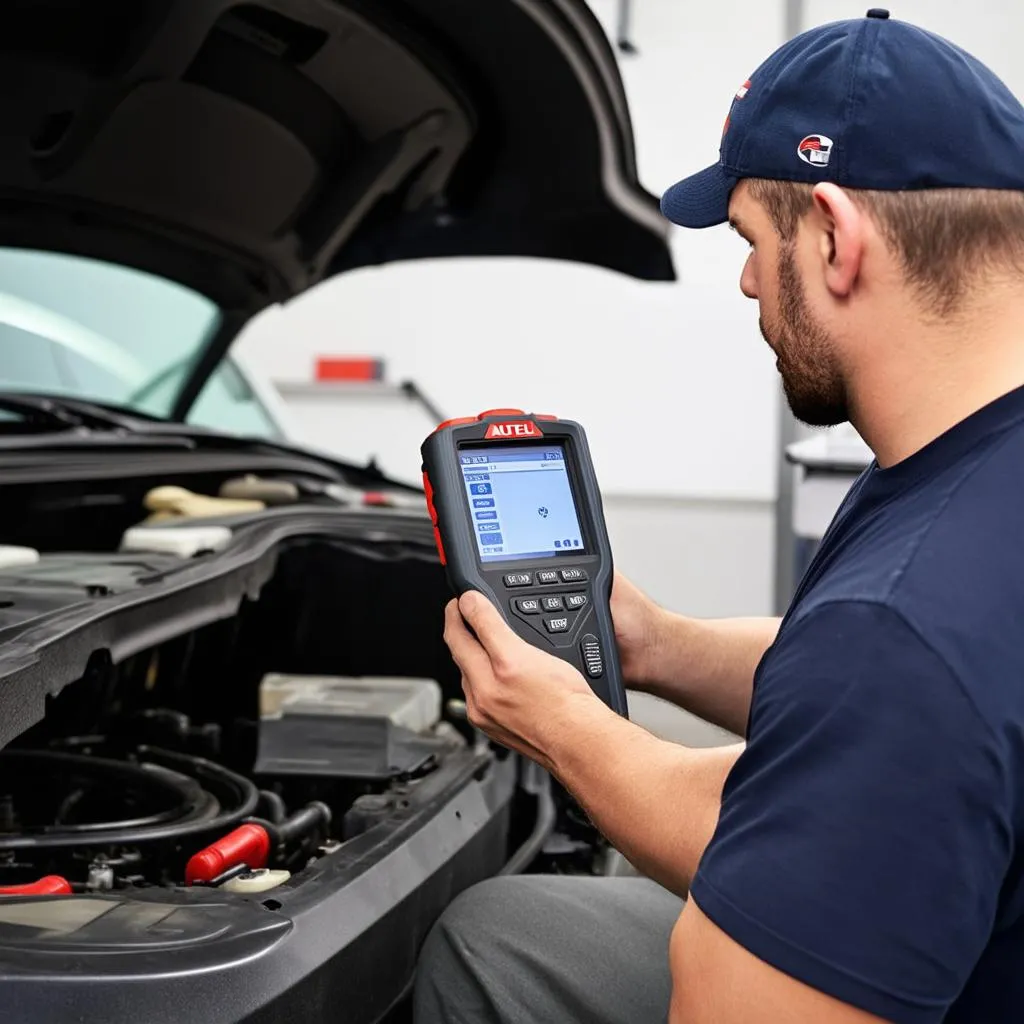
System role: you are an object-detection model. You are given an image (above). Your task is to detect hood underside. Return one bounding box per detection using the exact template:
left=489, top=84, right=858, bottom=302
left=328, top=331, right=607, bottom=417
left=0, top=0, right=675, bottom=319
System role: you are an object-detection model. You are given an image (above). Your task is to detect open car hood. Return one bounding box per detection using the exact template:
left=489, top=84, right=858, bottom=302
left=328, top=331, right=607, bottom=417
left=0, top=0, right=673, bottom=319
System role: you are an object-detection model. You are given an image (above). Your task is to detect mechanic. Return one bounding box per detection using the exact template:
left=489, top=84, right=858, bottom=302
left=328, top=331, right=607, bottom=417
left=414, top=11, right=1024, bottom=1024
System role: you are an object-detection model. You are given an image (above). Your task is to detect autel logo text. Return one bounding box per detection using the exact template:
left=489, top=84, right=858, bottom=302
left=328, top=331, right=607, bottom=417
left=484, top=421, right=543, bottom=440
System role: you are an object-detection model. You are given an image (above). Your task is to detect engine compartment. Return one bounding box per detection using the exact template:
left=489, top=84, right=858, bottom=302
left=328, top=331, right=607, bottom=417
left=0, top=458, right=478, bottom=897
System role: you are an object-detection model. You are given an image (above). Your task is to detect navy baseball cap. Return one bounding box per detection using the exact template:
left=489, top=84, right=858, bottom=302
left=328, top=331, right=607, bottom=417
left=661, top=9, right=1024, bottom=228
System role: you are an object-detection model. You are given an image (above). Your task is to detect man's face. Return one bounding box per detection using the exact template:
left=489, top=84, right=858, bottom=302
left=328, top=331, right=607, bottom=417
left=729, top=183, right=849, bottom=427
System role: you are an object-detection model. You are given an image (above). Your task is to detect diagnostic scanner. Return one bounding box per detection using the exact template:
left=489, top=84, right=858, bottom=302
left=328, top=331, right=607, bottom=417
left=421, top=409, right=627, bottom=716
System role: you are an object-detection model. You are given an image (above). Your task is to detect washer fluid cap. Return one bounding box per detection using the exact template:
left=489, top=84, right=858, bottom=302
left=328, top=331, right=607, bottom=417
left=221, top=869, right=291, bottom=894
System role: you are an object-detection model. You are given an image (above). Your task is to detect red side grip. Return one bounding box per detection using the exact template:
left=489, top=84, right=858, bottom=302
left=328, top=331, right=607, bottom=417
left=432, top=526, right=447, bottom=566
left=186, top=824, right=271, bottom=885
left=422, top=472, right=437, bottom=522
left=422, top=472, right=447, bottom=564
left=0, top=876, right=72, bottom=896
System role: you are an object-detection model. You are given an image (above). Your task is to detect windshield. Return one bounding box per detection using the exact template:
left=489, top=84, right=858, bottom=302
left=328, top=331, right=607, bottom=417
left=0, top=248, right=219, bottom=414
left=0, top=248, right=282, bottom=439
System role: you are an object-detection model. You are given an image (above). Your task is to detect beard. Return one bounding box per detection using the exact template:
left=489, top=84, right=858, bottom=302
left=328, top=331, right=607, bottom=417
left=761, top=244, right=849, bottom=427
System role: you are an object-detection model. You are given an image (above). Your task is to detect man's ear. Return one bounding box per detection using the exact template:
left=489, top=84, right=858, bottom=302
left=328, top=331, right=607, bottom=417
left=810, top=183, right=866, bottom=299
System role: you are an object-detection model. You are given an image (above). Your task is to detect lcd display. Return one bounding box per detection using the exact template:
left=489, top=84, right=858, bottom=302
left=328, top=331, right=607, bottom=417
left=458, top=444, right=585, bottom=563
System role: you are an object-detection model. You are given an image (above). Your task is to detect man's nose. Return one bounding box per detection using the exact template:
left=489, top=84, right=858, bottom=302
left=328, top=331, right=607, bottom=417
left=740, top=252, right=757, bottom=299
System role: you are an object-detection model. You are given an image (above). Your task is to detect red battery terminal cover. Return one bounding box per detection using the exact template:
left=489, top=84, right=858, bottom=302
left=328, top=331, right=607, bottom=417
left=0, top=876, right=72, bottom=896
left=185, top=824, right=271, bottom=885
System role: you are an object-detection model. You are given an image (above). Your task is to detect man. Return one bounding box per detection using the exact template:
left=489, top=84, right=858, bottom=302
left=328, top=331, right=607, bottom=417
left=415, top=10, right=1024, bottom=1023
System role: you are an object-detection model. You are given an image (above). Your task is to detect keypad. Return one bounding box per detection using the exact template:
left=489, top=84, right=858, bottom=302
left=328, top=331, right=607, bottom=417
left=504, top=568, right=594, bottom=646
left=559, top=568, right=588, bottom=583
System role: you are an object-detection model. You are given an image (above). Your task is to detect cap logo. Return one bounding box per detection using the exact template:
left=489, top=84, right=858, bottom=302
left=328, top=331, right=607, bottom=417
left=798, top=134, right=833, bottom=167
left=724, top=79, right=752, bottom=138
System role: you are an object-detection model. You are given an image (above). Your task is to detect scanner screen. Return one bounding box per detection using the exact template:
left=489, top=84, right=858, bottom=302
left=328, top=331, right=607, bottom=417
left=459, top=444, right=585, bottom=563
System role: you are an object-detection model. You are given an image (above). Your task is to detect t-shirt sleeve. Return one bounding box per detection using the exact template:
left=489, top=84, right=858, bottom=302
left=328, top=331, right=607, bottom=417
left=690, top=600, right=1013, bottom=1024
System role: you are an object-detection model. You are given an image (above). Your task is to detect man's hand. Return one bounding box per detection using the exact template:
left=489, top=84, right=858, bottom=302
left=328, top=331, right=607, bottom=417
left=609, top=572, right=668, bottom=687
left=443, top=591, right=604, bottom=770
left=609, top=572, right=778, bottom=735
left=443, top=589, right=740, bottom=896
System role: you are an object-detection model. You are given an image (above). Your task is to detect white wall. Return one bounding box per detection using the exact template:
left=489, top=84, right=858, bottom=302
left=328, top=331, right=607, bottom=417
left=806, top=1, right=1024, bottom=96
left=236, top=0, right=784, bottom=502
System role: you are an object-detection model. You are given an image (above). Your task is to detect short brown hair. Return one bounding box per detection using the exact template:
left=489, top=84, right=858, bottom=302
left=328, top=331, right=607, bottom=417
left=747, top=178, right=1024, bottom=314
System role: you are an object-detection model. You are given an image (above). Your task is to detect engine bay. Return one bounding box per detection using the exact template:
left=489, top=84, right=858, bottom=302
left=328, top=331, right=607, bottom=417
left=0, top=522, right=479, bottom=895
left=0, top=449, right=491, bottom=892
left=0, top=678, right=463, bottom=897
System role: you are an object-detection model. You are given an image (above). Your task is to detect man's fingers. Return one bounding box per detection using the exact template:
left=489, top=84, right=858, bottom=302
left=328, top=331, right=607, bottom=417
left=457, top=591, right=524, bottom=668
left=443, top=598, right=494, bottom=680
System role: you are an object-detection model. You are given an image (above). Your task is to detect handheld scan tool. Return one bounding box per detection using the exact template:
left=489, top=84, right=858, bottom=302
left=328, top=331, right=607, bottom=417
left=421, top=409, right=627, bottom=716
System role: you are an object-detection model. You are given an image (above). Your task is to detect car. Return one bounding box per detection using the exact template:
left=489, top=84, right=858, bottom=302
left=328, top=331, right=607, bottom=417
left=0, top=1, right=674, bottom=1021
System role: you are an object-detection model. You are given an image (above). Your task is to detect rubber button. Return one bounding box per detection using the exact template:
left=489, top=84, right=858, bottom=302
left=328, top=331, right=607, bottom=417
left=545, top=616, right=570, bottom=633
left=516, top=598, right=542, bottom=614
left=537, top=570, right=560, bottom=585
left=541, top=596, right=564, bottom=612
left=559, top=568, right=588, bottom=583
left=866, top=8, right=890, bottom=18
left=504, top=573, right=533, bottom=587
left=580, top=634, right=604, bottom=678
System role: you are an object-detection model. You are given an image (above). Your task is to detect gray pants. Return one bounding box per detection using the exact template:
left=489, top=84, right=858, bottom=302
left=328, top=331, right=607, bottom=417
left=413, top=876, right=683, bottom=1023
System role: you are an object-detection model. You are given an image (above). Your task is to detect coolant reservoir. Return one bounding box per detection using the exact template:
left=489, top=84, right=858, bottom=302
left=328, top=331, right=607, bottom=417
left=258, top=674, right=442, bottom=733
left=254, top=675, right=447, bottom=781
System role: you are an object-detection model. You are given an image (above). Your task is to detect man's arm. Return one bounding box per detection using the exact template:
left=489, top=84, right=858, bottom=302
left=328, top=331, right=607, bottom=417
left=544, top=693, right=741, bottom=893
left=668, top=902, right=888, bottom=1024
left=444, top=592, right=739, bottom=895
left=610, top=574, right=779, bottom=735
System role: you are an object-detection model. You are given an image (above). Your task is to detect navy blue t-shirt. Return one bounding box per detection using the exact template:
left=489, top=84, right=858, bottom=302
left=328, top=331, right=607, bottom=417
left=691, top=385, right=1024, bottom=1022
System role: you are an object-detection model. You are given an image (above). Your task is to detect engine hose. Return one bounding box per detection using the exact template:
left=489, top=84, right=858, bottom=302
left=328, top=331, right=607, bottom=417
left=247, top=801, right=331, bottom=857
left=0, top=747, right=258, bottom=851
left=257, top=790, right=287, bottom=825
left=500, top=766, right=557, bottom=876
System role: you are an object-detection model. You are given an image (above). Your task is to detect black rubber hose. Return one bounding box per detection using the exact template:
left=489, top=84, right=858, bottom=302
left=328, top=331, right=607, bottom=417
left=0, top=750, right=203, bottom=835
left=0, top=748, right=258, bottom=851
left=257, top=790, right=287, bottom=824
left=277, top=801, right=331, bottom=846
left=500, top=779, right=557, bottom=876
